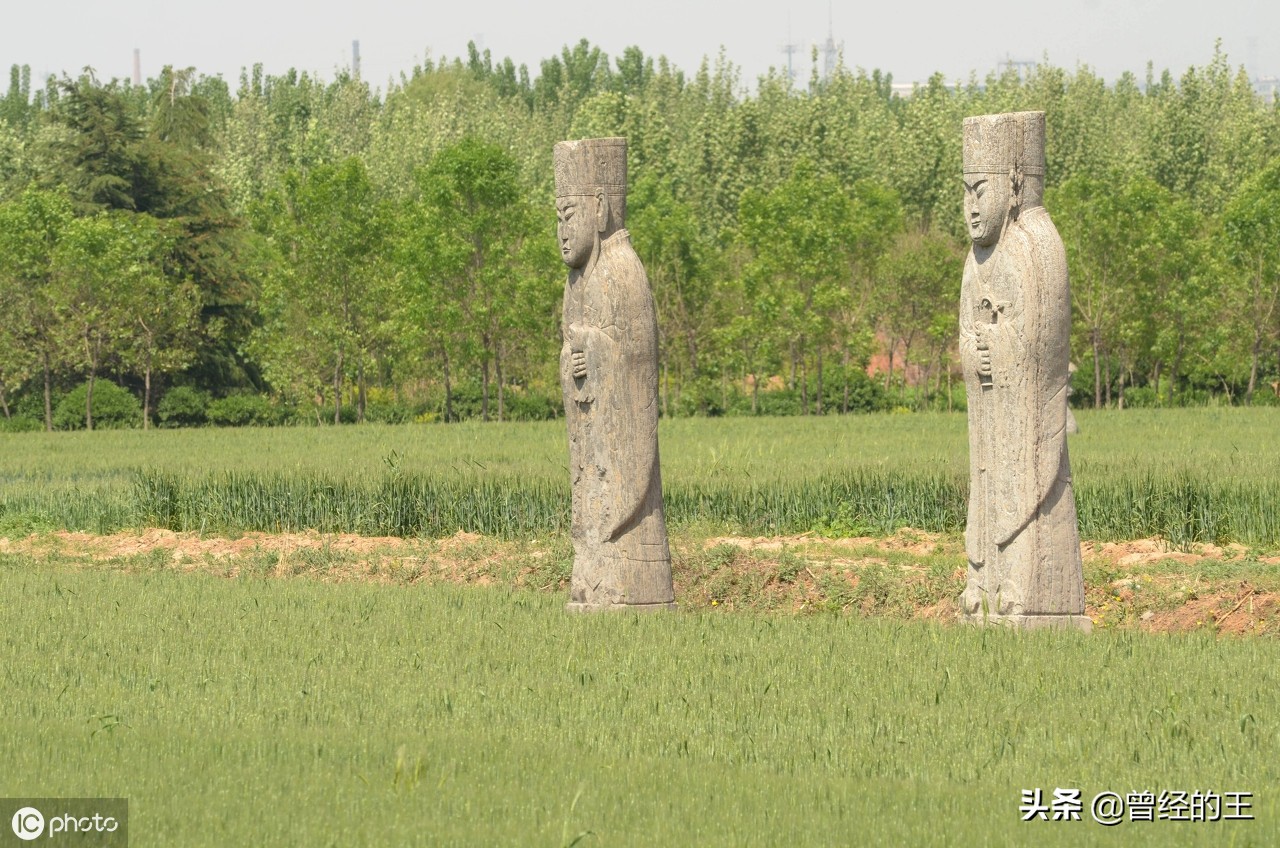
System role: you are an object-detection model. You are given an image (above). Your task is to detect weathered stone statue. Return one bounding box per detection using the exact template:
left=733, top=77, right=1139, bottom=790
left=958, top=111, right=1089, bottom=631
left=1065, top=362, right=1080, bottom=434
left=554, top=137, right=675, bottom=612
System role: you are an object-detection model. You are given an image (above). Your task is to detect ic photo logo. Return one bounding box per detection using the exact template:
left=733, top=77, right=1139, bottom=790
left=10, top=807, right=44, bottom=841
left=3, top=799, right=127, bottom=846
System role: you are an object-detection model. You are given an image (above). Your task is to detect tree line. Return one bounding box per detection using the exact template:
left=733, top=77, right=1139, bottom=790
left=0, top=41, right=1278, bottom=430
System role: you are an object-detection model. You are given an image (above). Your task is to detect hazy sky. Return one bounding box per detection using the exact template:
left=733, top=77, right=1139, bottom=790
left=2, top=0, right=1275, bottom=92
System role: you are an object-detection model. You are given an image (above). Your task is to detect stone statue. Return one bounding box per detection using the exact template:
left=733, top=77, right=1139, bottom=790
left=554, top=137, right=675, bottom=612
left=958, top=111, right=1089, bottom=631
left=1065, top=362, right=1080, bottom=434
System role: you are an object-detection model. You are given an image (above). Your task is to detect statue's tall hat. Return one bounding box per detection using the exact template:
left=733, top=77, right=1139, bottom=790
left=962, top=111, right=1046, bottom=178
left=554, top=137, right=628, bottom=199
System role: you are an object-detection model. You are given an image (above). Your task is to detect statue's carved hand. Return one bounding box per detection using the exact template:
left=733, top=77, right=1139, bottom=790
left=975, top=325, right=994, bottom=379
left=977, top=346, right=993, bottom=379
left=568, top=324, right=588, bottom=379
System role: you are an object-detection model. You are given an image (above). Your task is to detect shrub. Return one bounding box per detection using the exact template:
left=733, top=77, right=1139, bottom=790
left=53, top=381, right=142, bottom=430
left=831, top=370, right=889, bottom=414
left=1171, top=388, right=1213, bottom=407
left=1250, top=388, right=1280, bottom=407
left=723, top=386, right=801, bottom=417
left=503, top=388, right=560, bottom=421
left=206, top=394, right=291, bottom=427
left=753, top=387, right=802, bottom=417
left=671, top=377, right=727, bottom=417
left=720, top=369, right=890, bottom=417
left=928, top=383, right=967, bottom=413
left=442, top=381, right=484, bottom=421
left=1122, top=386, right=1160, bottom=409
left=423, top=381, right=558, bottom=422
left=301, top=403, right=364, bottom=426
left=13, top=390, right=55, bottom=423
left=157, top=387, right=211, bottom=427
left=365, top=402, right=418, bottom=425
left=361, top=386, right=426, bottom=424
left=2, top=391, right=52, bottom=431
left=0, top=415, right=42, bottom=432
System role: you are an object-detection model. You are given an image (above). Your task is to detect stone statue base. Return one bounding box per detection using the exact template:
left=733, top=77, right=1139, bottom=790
left=961, top=613, right=1092, bottom=633
left=566, top=601, right=678, bottom=614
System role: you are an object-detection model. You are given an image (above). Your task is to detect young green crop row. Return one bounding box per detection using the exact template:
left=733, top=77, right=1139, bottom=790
left=0, top=409, right=1277, bottom=545
left=0, top=464, right=1274, bottom=548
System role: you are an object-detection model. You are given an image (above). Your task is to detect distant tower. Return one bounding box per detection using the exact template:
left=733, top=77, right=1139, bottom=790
left=821, top=3, right=843, bottom=80
left=999, top=54, right=1036, bottom=79
left=132, top=49, right=141, bottom=86
left=352, top=40, right=361, bottom=79
left=779, top=19, right=802, bottom=85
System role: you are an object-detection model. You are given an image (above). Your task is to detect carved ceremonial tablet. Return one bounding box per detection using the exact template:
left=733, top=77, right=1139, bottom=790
left=554, top=137, right=675, bottom=612
left=958, top=111, right=1089, bottom=631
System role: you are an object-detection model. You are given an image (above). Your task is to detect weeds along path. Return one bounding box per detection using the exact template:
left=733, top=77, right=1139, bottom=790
left=3, top=527, right=1278, bottom=636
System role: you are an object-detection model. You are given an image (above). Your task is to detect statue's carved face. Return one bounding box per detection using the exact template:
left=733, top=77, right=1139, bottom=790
left=556, top=197, right=597, bottom=269
left=963, top=176, right=1009, bottom=247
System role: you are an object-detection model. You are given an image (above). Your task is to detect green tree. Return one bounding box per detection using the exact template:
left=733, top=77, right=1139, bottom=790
left=629, top=172, right=719, bottom=413
left=0, top=187, right=74, bottom=429
left=738, top=160, right=890, bottom=414
left=1051, top=174, right=1165, bottom=407
left=47, top=72, right=145, bottom=212
left=1, top=64, right=34, bottom=129
left=252, top=158, right=391, bottom=422
left=534, top=39, right=613, bottom=111
left=51, top=210, right=169, bottom=429
left=1222, top=158, right=1280, bottom=401
left=142, top=66, right=253, bottom=392
left=877, top=225, right=963, bottom=406
left=2, top=44, right=1278, bottom=417
left=123, top=263, right=202, bottom=429
left=408, top=139, right=546, bottom=421
left=1119, top=183, right=1208, bottom=403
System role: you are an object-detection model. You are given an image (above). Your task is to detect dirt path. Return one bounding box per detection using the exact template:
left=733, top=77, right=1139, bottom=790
left=2, top=528, right=1277, bottom=635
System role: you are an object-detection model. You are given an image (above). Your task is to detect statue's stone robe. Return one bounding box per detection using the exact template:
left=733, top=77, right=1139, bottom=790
left=959, top=206, right=1085, bottom=621
left=560, top=228, right=673, bottom=608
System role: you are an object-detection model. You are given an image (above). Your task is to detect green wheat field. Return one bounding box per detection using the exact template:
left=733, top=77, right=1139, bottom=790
left=1, top=408, right=1278, bottom=545
left=1, top=409, right=1278, bottom=845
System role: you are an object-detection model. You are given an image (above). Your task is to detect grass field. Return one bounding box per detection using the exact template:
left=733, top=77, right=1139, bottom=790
left=1, top=564, right=1277, bottom=846
left=2, top=409, right=1278, bottom=845
left=0, top=408, right=1277, bottom=545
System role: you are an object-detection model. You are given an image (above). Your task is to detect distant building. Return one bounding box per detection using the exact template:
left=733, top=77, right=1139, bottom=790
left=1255, top=76, right=1278, bottom=103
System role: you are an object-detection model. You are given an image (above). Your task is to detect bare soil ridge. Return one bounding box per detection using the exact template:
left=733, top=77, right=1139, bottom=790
left=2, top=528, right=1276, bottom=635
